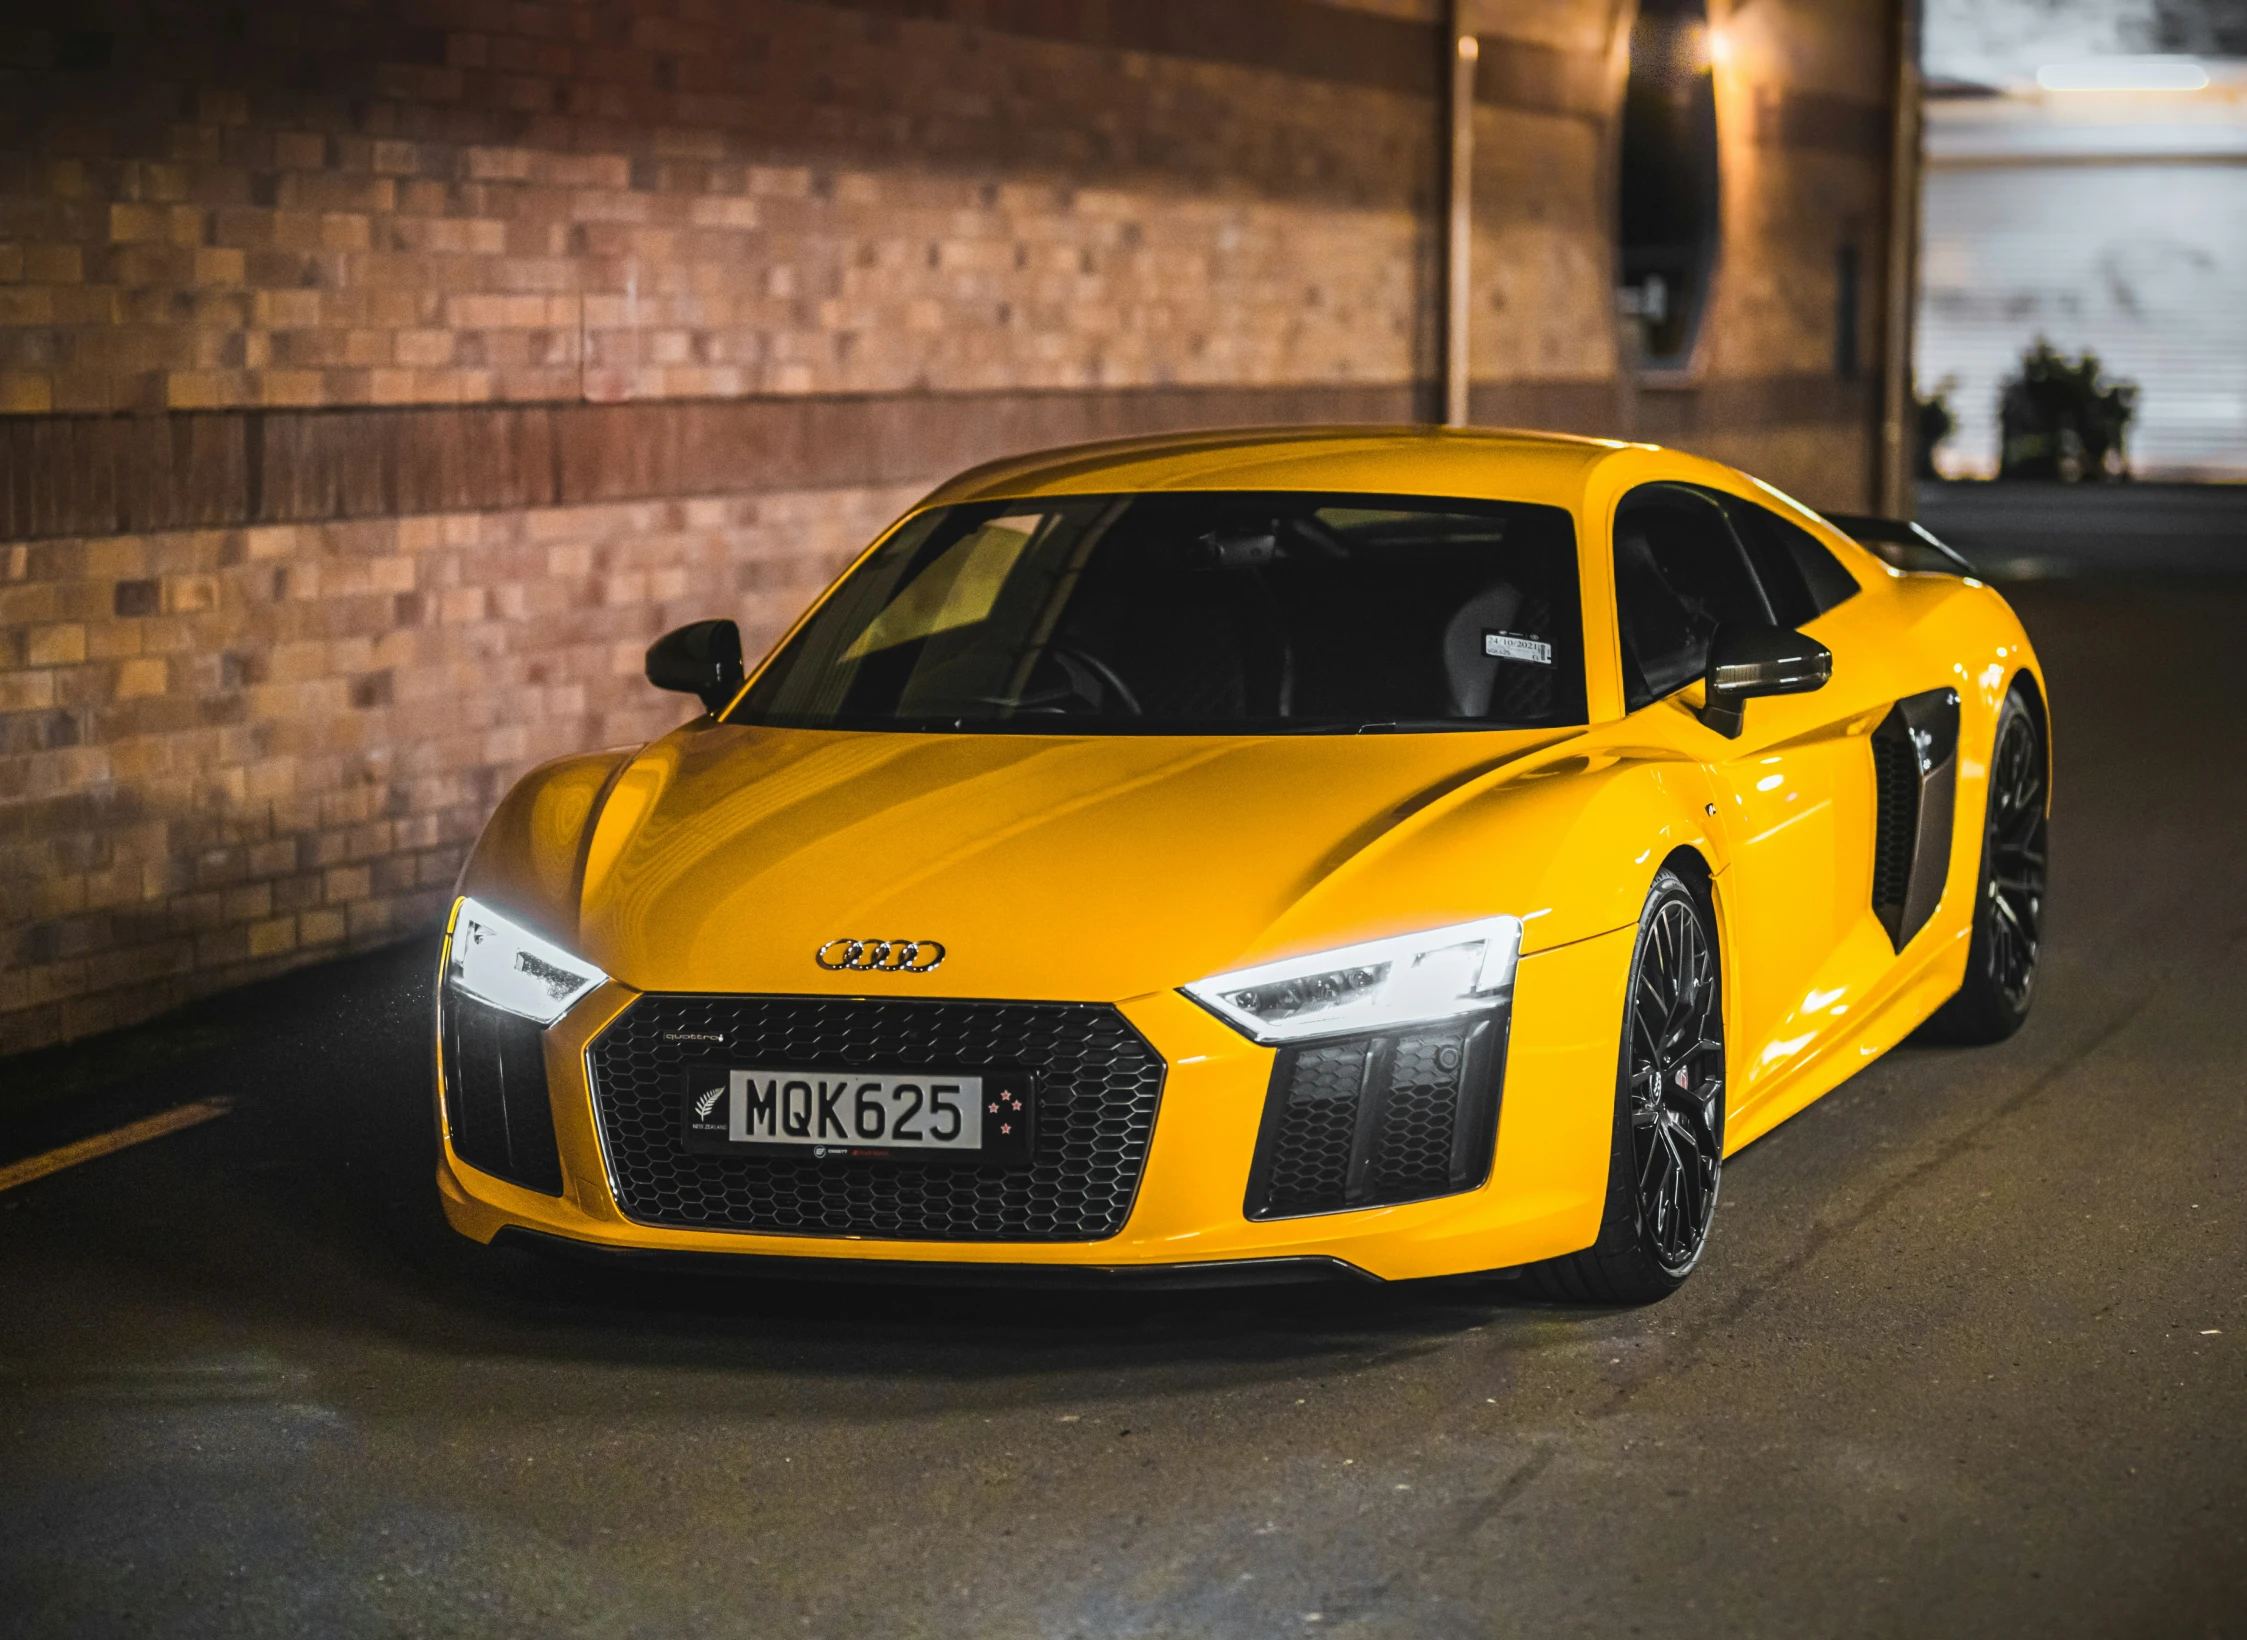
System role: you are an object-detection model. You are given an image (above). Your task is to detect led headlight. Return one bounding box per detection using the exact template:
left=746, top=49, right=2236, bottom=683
left=445, top=896, right=607, bottom=1026
left=1182, top=915, right=1522, bottom=1046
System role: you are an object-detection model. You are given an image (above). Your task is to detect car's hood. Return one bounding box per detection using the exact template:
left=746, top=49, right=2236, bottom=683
left=561, top=723, right=1577, bottom=1002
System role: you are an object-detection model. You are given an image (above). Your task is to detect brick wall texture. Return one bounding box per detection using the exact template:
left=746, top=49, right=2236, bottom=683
left=1, top=0, right=1904, bottom=1053
left=1, top=483, right=914, bottom=1048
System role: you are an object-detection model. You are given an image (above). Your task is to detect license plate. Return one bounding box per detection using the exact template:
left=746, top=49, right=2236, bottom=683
left=681, top=1066, right=1034, bottom=1162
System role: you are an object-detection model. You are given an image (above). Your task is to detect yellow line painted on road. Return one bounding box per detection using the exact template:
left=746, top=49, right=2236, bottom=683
left=0, top=1098, right=234, bottom=1194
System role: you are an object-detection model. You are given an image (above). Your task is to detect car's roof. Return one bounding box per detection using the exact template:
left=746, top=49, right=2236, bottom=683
left=919, top=424, right=1636, bottom=511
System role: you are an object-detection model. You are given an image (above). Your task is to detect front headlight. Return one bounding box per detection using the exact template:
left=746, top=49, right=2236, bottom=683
left=1182, top=915, right=1522, bottom=1046
left=445, top=895, right=608, bottom=1025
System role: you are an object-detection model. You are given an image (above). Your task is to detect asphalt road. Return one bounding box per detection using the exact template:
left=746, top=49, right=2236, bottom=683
left=4, top=579, right=2243, bottom=1640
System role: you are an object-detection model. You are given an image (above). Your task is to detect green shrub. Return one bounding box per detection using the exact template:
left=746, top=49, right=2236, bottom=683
left=1914, top=376, right=1957, bottom=479
left=1997, top=339, right=2137, bottom=482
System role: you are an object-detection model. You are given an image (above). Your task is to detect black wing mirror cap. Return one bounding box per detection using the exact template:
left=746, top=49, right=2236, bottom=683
left=1699, top=622, right=1833, bottom=738
left=646, top=619, right=744, bottom=715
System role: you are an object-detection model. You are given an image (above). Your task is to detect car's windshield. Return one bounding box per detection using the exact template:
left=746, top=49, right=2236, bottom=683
left=728, top=490, right=1586, bottom=734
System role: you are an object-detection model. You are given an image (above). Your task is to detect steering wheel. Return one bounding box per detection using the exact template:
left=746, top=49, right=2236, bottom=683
left=1050, top=645, right=1143, bottom=716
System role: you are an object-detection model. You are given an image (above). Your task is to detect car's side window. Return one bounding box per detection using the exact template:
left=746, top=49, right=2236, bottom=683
left=1612, top=486, right=1772, bottom=711
left=1725, top=497, right=1861, bottom=626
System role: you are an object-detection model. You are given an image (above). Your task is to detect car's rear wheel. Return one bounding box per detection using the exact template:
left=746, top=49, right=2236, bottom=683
left=1523, top=866, right=1725, bottom=1305
left=1921, top=685, right=2048, bottom=1045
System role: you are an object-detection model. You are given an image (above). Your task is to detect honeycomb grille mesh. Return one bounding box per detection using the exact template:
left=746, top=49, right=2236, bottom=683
left=1256, top=1043, right=1364, bottom=1217
left=1364, top=1034, right=1463, bottom=1200
left=586, top=994, right=1164, bottom=1240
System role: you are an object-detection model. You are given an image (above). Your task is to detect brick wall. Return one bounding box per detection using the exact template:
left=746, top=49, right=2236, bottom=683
left=1, top=481, right=916, bottom=1048
left=1, top=0, right=1903, bottom=1053
left=2, top=0, right=1449, bottom=417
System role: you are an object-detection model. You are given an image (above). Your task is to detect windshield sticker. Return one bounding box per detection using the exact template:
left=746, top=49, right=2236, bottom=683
left=1483, top=631, right=1553, bottom=665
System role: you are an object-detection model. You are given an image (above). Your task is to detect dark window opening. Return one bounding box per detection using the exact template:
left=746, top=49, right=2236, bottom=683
left=1612, top=485, right=1769, bottom=711
left=731, top=492, right=1587, bottom=735
left=1612, top=482, right=1861, bottom=714
left=1617, top=0, right=1721, bottom=366
left=1726, top=497, right=1861, bottom=624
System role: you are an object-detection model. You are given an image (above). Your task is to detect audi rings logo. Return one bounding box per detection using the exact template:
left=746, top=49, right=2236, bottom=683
left=815, top=938, right=947, bottom=974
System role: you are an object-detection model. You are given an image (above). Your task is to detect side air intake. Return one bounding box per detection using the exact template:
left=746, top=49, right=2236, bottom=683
left=1869, top=687, right=1962, bottom=952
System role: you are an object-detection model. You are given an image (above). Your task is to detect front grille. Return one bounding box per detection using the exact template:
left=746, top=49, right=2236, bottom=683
left=586, top=995, right=1165, bottom=1240
left=1245, top=1009, right=1509, bottom=1220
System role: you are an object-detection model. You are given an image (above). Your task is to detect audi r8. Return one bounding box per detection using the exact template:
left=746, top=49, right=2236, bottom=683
left=435, top=427, right=2049, bottom=1302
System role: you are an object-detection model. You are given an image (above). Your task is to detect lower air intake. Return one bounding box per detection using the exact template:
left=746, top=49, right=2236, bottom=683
left=1245, top=1009, right=1510, bottom=1220
left=586, top=995, right=1165, bottom=1240
left=441, top=990, right=565, bottom=1195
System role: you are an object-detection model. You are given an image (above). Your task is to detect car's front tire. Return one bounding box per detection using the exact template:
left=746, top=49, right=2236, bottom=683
left=1524, top=866, right=1726, bottom=1305
left=1921, top=684, right=2048, bottom=1045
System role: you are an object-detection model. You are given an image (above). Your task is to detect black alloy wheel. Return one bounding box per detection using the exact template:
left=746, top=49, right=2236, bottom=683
left=1524, top=867, right=1726, bottom=1304
left=1625, top=891, right=1726, bottom=1272
left=1923, top=686, right=2049, bottom=1043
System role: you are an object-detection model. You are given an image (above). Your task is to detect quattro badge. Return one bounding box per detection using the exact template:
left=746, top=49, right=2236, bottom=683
left=815, top=938, right=947, bottom=973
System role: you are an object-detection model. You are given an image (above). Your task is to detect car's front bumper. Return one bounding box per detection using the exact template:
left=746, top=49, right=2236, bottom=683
left=435, top=928, right=1633, bottom=1284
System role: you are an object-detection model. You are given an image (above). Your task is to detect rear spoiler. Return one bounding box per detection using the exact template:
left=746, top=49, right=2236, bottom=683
left=1818, top=513, right=1977, bottom=577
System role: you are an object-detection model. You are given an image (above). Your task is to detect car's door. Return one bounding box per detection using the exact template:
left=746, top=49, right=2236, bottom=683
left=1610, top=484, right=1873, bottom=1112
left=1729, top=495, right=1966, bottom=971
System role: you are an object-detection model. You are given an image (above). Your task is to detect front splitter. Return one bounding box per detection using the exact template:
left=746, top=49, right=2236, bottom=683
left=493, top=1226, right=1381, bottom=1289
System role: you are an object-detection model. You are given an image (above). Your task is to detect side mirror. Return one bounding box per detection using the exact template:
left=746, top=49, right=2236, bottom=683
left=1698, top=622, right=1832, bottom=738
left=646, top=619, right=744, bottom=715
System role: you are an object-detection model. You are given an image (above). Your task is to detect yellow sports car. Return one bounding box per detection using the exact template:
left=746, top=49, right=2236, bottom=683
left=435, top=428, right=2049, bottom=1303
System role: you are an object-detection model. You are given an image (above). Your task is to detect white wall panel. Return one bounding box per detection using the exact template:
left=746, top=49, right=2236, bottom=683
left=1916, top=160, right=2247, bottom=478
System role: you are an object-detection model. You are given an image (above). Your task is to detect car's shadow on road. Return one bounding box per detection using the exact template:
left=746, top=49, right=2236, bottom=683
left=18, top=937, right=1617, bottom=1400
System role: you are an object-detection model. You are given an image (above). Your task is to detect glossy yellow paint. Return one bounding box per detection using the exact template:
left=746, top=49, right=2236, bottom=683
left=438, top=427, right=2046, bottom=1281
